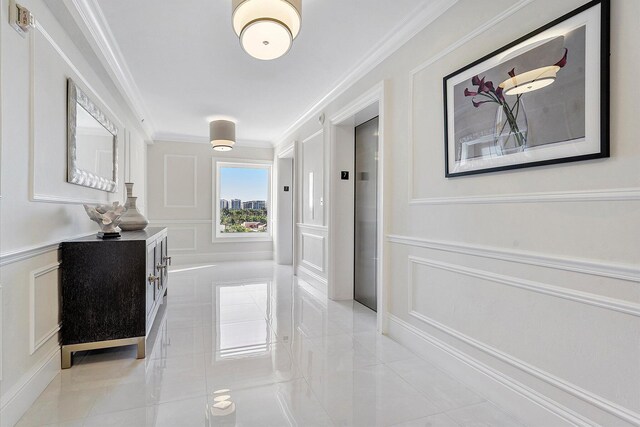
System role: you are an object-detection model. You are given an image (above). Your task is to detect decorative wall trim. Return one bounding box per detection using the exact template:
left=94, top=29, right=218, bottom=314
left=0, top=346, right=61, bottom=427
left=168, top=227, right=198, bottom=252
left=163, top=154, right=198, bottom=208
left=30, top=24, right=118, bottom=205
left=62, top=0, right=155, bottom=138
left=388, top=234, right=640, bottom=283
left=275, top=0, right=457, bottom=146
left=409, top=188, right=640, bottom=205
left=277, top=142, right=295, bottom=158
left=297, top=265, right=328, bottom=295
left=386, top=314, right=594, bottom=427
left=296, top=223, right=328, bottom=233
left=408, top=254, right=640, bottom=318
left=149, top=219, right=211, bottom=225
left=301, top=129, right=324, bottom=145
left=406, top=310, right=640, bottom=425
left=170, top=251, right=273, bottom=266
left=29, top=263, right=62, bottom=355
left=0, top=232, right=93, bottom=267
left=300, top=232, right=325, bottom=272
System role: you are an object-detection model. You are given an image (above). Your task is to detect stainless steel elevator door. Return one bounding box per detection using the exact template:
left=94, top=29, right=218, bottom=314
left=354, top=117, right=379, bottom=312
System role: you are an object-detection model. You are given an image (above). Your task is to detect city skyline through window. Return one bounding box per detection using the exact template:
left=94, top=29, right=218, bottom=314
left=217, top=163, right=271, bottom=236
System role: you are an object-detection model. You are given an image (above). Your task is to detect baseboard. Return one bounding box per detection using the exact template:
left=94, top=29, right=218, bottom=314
left=296, top=265, right=328, bottom=295
left=386, top=314, right=596, bottom=427
left=170, top=251, right=273, bottom=265
left=0, top=346, right=60, bottom=427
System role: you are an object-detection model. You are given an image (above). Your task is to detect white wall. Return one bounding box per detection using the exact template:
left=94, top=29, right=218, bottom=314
left=278, top=129, right=329, bottom=293
left=276, top=0, right=640, bottom=425
left=275, top=157, right=293, bottom=265
left=146, top=140, right=274, bottom=265
left=0, top=0, right=148, bottom=424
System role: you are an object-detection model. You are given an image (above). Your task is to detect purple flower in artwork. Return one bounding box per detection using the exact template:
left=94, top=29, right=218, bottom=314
left=508, top=68, right=516, bottom=78
left=495, top=86, right=505, bottom=103
left=554, top=48, right=568, bottom=68
left=464, top=88, right=477, bottom=97
left=472, top=99, right=491, bottom=108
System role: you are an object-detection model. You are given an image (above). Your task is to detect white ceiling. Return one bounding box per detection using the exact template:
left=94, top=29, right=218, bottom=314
left=65, top=0, right=447, bottom=144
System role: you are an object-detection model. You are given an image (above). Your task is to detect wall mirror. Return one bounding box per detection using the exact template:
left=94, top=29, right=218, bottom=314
left=67, top=78, right=118, bottom=192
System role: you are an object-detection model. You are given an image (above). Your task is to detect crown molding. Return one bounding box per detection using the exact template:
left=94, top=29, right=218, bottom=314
left=274, top=0, right=458, bottom=147
left=62, top=0, right=156, bottom=140
left=153, top=132, right=273, bottom=149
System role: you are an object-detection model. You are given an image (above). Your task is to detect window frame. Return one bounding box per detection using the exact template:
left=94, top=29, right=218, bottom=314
left=212, top=158, right=273, bottom=242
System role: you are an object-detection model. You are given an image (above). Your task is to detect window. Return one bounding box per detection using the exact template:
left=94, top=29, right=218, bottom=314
left=214, top=160, right=272, bottom=240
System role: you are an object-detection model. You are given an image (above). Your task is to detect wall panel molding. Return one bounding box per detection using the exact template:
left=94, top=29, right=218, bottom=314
left=409, top=188, right=640, bottom=205
left=296, top=223, right=328, bottom=233
left=386, top=314, right=593, bottom=426
left=297, top=265, right=329, bottom=287
left=30, top=24, right=119, bottom=205
left=0, top=346, right=61, bottom=427
left=405, top=256, right=640, bottom=426
left=0, top=232, right=93, bottom=267
left=163, top=154, right=198, bottom=208
left=170, top=251, right=273, bottom=266
left=407, top=255, right=640, bottom=318
left=29, top=263, right=62, bottom=355
left=388, top=234, right=639, bottom=283
left=149, top=219, right=211, bottom=225
left=300, top=232, right=325, bottom=272
left=168, top=226, right=197, bottom=252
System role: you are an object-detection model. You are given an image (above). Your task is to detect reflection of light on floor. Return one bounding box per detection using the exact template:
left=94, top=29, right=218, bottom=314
left=217, top=283, right=271, bottom=359
left=207, top=389, right=237, bottom=426
left=169, top=264, right=216, bottom=273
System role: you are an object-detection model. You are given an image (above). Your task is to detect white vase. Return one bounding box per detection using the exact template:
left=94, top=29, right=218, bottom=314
left=119, top=182, right=149, bottom=231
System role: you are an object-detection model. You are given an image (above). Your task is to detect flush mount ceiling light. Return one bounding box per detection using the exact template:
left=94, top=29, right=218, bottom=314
left=210, top=120, right=236, bottom=151
left=232, top=0, right=302, bottom=60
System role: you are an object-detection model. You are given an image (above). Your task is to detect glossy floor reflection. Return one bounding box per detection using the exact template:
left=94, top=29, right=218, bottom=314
left=18, top=261, right=525, bottom=427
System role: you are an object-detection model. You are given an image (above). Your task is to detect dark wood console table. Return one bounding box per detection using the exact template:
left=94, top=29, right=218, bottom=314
left=60, top=227, right=170, bottom=368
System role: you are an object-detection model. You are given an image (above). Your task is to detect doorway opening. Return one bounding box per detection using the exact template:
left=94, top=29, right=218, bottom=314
left=328, top=82, right=385, bottom=331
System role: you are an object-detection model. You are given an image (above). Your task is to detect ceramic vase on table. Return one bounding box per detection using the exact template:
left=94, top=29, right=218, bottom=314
left=119, top=182, right=149, bottom=231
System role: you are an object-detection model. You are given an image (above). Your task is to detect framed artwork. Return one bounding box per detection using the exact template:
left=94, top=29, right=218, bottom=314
left=443, top=0, right=609, bottom=177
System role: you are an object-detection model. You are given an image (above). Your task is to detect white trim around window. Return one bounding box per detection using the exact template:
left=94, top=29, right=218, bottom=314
left=212, top=158, right=273, bottom=243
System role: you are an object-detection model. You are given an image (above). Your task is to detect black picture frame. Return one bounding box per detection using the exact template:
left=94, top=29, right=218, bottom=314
left=443, top=0, right=611, bottom=178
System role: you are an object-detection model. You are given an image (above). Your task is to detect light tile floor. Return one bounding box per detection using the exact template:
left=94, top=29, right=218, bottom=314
left=17, top=261, right=526, bottom=427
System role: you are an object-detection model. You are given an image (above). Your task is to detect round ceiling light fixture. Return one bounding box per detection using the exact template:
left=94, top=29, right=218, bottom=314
left=210, top=120, right=236, bottom=151
left=232, top=0, right=302, bottom=60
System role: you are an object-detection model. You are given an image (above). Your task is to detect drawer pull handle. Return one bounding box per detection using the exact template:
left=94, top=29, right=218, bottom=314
left=148, top=274, right=159, bottom=284
left=163, top=256, right=172, bottom=266
left=157, top=263, right=167, bottom=270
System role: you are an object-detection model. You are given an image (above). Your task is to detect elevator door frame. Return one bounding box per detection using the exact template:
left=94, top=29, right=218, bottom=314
left=353, top=116, right=379, bottom=311
left=327, top=81, right=386, bottom=333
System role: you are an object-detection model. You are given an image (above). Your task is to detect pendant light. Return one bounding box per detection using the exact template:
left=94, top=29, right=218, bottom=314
left=232, top=0, right=302, bottom=61
left=210, top=120, right=236, bottom=151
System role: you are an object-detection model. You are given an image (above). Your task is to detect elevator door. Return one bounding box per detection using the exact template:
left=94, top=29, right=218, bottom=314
left=354, top=117, right=378, bottom=311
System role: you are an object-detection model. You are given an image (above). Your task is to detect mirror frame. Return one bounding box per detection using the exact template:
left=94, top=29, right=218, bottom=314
left=67, top=78, right=118, bottom=192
